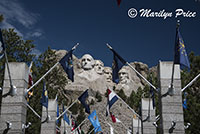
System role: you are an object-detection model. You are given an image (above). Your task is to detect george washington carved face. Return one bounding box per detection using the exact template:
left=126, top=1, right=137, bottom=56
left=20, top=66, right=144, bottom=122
left=81, top=54, right=95, bottom=70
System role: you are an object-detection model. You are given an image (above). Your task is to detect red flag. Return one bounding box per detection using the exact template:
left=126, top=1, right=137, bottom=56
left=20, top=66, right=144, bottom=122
left=110, top=112, right=121, bottom=123
left=117, top=0, right=122, bottom=6
left=27, top=62, right=34, bottom=102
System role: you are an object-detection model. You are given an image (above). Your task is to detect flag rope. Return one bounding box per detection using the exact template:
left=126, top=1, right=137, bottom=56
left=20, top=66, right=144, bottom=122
left=26, top=43, right=79, bottom=93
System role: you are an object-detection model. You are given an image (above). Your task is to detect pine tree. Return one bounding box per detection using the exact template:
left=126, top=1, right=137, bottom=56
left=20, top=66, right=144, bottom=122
left=182, top=52, right=200, bottom=134
left=25, top=47, right=68, bottom=134
left=0, top=28, right=35, bottom=113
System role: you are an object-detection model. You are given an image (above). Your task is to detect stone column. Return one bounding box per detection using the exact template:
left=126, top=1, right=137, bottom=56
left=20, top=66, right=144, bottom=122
left=158, top=61, right=185, bottom=134
left=0, top=62, right=28, bottom=134
left=132, top=116, right=141, bottom=134
left=40, top=99, right=57, bottom=134
left=142, top=98, right=156, bottom=134
left=60, top=119, right=71, bottom=134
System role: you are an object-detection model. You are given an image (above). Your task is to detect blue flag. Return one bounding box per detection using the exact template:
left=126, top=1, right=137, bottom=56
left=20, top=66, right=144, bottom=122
left=40, top=81, right=48, bottom=108
left=63, top=104, right=70, bottom=125
left=88, top=110, right=102, bottom=134
left=59, top=50, right=74, bottom=82
left=56, top=99, right=59, bottom=124
left=78, top=89, right=90, bottom=114
left=111, top=49, right=126, bottom=83
left=183, top=92, right=187, bottom=109
left=150, top=88, right=155, bottom=109
left=174, top=27, right=190, bottom=69
left=0, top=29, right=5, bottom=59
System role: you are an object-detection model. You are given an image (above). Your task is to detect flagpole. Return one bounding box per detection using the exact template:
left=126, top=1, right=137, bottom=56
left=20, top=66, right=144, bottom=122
left=63, top=119, right=66, bottom=134
left=4, top=51, right=13, bottom=89
left=169, top=21, right=180, bottom=96
left=71, top=118, right=87, bottom=133
left=110, top=88, right=141, bottom=119
left=181, top=73, right=200, bottom=92
left=26, top=43, right=79, bottom=93
left=26, top=103, right=41, bottom=119
left=57, top=99, right=78, bottom=120
left=106, top=43, right=158, bottom=93
left=126, top=62, right=158, bottom=92
left=88, top=128, right=95, bottom=134
left=106, top=122, right=119, bottom=134
left=119, top=120, right=132, bottom=134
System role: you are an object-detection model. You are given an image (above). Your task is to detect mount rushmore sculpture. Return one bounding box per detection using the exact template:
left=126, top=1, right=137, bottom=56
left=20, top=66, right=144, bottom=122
left=55, top=50, right=149, bottom=96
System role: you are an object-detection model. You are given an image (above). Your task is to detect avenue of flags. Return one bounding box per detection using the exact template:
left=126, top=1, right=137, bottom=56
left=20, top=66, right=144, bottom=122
left=2, top=20, right=199, bottom=133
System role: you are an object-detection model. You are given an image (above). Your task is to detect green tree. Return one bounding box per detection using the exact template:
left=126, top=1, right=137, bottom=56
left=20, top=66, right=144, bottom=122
left=117, top=89, right=127, bottom=102
left=182, top=52, right=200, bottom=134
left=25, top=47, right=68, bottom=134
left=0, top=28, right=35, bottom=86
left=0, top=28, right=35, bottom=112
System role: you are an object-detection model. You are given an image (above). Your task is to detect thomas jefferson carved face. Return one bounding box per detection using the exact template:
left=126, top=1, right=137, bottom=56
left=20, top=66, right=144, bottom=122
left=104, top=67, right=112, bottom=83
left=119, top=68, right=129, bottom=84
left=81, top=54, right=95, bottom=70
left=94, top=60, right=104, bottom=75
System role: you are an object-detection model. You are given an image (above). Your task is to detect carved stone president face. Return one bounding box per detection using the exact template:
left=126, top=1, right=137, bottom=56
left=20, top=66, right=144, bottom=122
left=119, top=67, right=130, bottom=84
left=94, top=60, right=104, bottom=75
left=104, top=67, right=112, bottom=83
left=81, top=54, right=95, bottom=70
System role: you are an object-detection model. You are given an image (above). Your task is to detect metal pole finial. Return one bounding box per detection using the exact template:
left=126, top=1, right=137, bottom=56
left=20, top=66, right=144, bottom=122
left=106, top=43, right=113, bottom=50
left=177, top=20, right=180, bottom=28
left=72, top=43, right=79, bottom=50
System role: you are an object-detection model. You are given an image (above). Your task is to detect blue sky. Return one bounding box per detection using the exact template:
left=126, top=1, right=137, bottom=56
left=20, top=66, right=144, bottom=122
left=0, top=0, right=200, bottom=67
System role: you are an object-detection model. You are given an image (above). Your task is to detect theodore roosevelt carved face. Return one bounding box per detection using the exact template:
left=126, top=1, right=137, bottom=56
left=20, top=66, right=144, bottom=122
left=104, top=67, right=112, bottom=83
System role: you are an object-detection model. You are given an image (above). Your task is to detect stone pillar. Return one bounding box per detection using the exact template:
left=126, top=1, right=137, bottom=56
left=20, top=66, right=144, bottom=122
left=158, top=61, right=185, bottom=134
left=41, top=99, right=57, bottom=134
left=142, top=98, right=156, bottom=134
left=0, top=62, right=28, bottom=134
left=132, top=116, right=141, bottom=134
left=60, top=119, right=71, bottom=134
